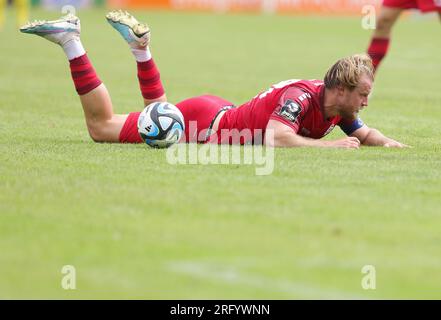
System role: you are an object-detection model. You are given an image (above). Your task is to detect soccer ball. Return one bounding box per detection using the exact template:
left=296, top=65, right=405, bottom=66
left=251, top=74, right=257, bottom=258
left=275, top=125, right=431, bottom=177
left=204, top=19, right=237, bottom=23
left=137, top=102, right=185, bottom=148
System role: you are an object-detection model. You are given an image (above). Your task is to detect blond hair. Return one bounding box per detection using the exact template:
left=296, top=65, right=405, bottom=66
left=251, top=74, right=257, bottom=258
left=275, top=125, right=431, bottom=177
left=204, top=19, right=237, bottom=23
left=324, top=54, right=374, bottom=90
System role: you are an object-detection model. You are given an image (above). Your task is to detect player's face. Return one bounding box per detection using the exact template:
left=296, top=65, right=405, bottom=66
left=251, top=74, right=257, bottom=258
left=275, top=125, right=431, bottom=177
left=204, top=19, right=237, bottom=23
left=339, top=75, right=372, bottom=120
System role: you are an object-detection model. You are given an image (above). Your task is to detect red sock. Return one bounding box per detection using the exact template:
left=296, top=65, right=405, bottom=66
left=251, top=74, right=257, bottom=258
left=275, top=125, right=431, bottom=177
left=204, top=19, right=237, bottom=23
left=137, top=59, right=165, bottom=100
left=69, top=54, right=102, bottom=95
left=367, top=37, right=390, bottom=72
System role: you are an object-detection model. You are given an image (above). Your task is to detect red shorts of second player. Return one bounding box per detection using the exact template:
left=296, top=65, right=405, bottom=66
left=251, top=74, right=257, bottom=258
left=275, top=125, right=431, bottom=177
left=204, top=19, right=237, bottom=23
left=383, top=0, right=441, bottom=12
left=119, top=95, right=235, bottom=143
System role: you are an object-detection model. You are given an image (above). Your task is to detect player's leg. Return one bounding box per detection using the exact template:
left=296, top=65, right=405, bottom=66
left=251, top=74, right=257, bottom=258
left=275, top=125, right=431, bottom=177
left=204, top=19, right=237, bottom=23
left=20, top=14, right=126, bottom=143
left=106, top=10, right=166, bottom=107
left=367, top=5, right=403, bottom=72
left=374, top=6, right=403, bottom=38
left=78, top=85, right=127, bottom=142
left=104, top=11, right=233, bottom=143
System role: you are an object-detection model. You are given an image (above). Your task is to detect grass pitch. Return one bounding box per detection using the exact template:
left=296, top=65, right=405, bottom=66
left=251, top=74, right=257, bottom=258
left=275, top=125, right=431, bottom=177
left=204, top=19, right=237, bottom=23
left=1, top=8, right=441, bottom=299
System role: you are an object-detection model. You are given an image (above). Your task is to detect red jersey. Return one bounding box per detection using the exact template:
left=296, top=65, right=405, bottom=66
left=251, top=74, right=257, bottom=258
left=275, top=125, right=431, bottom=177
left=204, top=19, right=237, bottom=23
left=217, top=79, right=363, bottom=144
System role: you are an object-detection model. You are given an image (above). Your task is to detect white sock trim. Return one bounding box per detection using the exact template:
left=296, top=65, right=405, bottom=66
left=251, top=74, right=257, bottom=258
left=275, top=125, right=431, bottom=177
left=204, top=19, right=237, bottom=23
left=131, top=47, right=152, bottom=62
left=63, top=39, right=86, bottom=61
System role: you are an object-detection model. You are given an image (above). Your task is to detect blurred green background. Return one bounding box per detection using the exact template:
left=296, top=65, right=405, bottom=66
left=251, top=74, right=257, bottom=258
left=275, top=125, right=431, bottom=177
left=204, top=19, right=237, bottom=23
left=1, top=7, right=441, bottom=299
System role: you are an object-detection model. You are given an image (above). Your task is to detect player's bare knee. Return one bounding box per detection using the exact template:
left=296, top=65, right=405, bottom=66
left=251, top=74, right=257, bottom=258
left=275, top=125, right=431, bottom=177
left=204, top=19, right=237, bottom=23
left=374, top=8, right=402, bottom=37
left=86, top=121, right=107, bottom=143
left=375, top=16, right=394, bottom=36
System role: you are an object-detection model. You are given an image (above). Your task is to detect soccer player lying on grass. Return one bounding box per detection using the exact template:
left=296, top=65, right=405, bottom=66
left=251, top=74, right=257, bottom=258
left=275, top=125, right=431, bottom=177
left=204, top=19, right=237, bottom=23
left=367, top=0, right=441, bottom=72
left=20, top=11, right=406, bottom=149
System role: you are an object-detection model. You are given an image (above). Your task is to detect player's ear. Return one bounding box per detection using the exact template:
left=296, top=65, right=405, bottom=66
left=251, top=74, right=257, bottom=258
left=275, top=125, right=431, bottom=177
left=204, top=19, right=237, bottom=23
left=336, top=84, right=346, bottom=96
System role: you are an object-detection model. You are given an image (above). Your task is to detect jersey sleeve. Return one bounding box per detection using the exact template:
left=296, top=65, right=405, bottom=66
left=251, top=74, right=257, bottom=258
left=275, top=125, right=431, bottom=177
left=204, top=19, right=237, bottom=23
left=269, top=87, right=311, bottom=133
left=338, top=117, right=365, bottom=136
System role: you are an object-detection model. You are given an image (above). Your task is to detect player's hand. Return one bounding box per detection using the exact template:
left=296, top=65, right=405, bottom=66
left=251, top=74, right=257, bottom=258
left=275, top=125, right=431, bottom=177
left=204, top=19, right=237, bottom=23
left=383, top=140, right=409, bottom=148
left=327, top=137, right=360, bottom=149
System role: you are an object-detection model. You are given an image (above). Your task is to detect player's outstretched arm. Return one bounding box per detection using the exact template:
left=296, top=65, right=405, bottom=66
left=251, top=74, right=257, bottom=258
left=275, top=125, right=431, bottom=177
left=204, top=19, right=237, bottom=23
left=265, top=120, right=360, bottom=148
left=350, top=125, right=408, bottom=148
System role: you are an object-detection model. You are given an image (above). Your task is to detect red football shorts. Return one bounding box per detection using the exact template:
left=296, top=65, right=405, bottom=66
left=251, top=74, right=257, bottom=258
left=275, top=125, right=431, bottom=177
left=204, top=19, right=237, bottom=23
left=383, top=0, right=441, bottom=12
left=119, top=95, right=234, bottom=143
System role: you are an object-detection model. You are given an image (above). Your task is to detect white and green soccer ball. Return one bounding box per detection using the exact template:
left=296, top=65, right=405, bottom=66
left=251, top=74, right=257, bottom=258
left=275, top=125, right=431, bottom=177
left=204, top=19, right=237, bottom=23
left=137, top=102, right=185, bottom=148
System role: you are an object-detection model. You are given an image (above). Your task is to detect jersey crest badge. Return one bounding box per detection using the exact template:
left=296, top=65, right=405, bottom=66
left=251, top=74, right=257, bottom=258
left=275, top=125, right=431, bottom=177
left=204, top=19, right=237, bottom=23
left=279, top=100, right=302, bottom=123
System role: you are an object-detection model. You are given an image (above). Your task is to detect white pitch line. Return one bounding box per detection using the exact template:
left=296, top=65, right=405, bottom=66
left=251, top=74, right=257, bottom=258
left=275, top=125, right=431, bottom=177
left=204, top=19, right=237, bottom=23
left=167, top=261, right=368, bottom=299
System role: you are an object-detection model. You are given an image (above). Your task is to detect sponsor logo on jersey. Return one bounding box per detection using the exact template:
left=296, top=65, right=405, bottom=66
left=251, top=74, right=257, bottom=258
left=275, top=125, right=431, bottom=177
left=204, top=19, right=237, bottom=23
left=298, top=92, right=311, bottom=102
left=278, top=100, right=302, bottom=123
